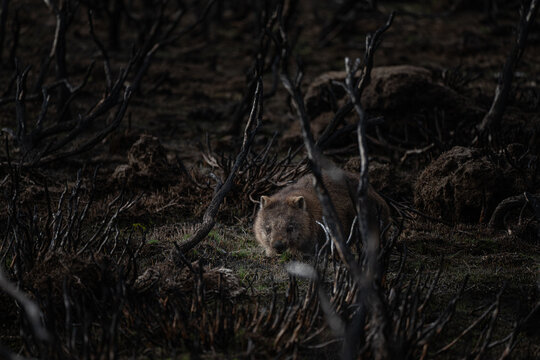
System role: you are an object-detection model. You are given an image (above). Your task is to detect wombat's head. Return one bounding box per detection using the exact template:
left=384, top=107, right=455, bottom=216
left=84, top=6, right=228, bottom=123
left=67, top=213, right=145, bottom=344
left=253, top=195, right=315, bottom=256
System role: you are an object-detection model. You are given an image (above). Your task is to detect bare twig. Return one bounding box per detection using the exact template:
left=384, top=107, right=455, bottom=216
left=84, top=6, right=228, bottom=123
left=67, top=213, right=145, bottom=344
left=477, top=0, right=539, bottom=136
left=472, top=284, right=506, bottom=359
left=227, top=2, right=284, bottom=135
left=37, top=87, right=133, bottom=165
left=498, top=301, right=540, bottom=359
left=356, top=11, right=395, bottom=97
left=433, top=292, right=498, bottom=355
left=332, top=12, right=394, bottom=359
left=275, top=4, right=396, bottom=358
left=400, top=143, right=435, bottom=164
left=488, top=192, right=539, bottom=229
left=1, top=50, right=137, bottom=167
left=1, top=1, right=216, bottom=167
left=178, top=77, right=263, bottom=253
left=279, top=26, right=361, bottom=289
left=317, top=12, right=393, bottom=151
left=14, top=64, right=30, bottom=152
left=47, top=0, right=79, bottom=121
left=88, top=9, right=112, bottom=90
left=130, top=0, right=216, bottom=95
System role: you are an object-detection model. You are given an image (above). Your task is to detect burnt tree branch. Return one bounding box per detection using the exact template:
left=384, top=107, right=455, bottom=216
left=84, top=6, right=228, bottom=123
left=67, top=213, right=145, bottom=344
left=278, top=6, right=395, bottom=358
left=178, top=76, right=263, bottom=253
left=44, top=0, right=79, bottom=121
left=88, top=9, right=112, bottom=90
left=488, top=192, right=540, bottom=229
left=1, top=0, right=216, bottom=167
left=337, top=12, right=394, bottom=360
left=477, top=0, right=539, bottom=136
left=275, top=5, right=381, bottom=357
left=130, top=0, right=216, bottom=95
left=278, top=23, right=362, bottom=290
left=317, top=12, right=393, bottom=151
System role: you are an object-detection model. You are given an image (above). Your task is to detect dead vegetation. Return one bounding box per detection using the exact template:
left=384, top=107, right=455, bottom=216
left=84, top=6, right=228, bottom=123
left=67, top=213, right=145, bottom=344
left=1, top=0, right=539, bottom=359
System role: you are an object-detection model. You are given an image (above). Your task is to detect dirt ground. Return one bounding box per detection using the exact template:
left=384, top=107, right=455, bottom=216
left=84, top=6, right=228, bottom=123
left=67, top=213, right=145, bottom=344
left=0, top=0, right=539, bottom=359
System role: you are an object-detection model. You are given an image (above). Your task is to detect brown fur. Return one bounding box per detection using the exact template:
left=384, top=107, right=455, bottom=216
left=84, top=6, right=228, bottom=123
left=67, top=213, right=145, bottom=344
left=253, top=171, right=390, bottom=256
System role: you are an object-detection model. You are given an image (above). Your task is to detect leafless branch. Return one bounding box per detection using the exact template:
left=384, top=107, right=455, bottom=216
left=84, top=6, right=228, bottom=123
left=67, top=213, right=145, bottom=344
left=130, top=0, right=216, bottom=95
left=178, top=76, right=263, bottom=253
left=1, top=1, right=216, bottom=167
left=47, top=0, right=79, bottom=120
left=488, top=192, right=539, bottom=229
left=276, top=6, right=397, bottom=360
left=37, top=86, right=133, bottom=166
left=356, top=11, right=394, bottom=96
left=433, top=284, right=503, bottom=356
left=317, top=12, right=393, bottom=151
left=228, top=2, right=284, bottom=135
left=276, top=3, right=359, bottom=277
left=497, top=301, right=540, bottom=359
left=477, top=0, right=539, bottom=136
left=202, top=133, right=306, bottom=214
left=88, top=9, right=112, bottom=90
left=332, top=12, right=394, bottom=359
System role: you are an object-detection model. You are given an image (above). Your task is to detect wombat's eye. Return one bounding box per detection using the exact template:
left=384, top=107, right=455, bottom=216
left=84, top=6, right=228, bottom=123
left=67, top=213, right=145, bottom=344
left=286, top=224, right=294, bottom=233
left=265, top=226, right=271, bottom=234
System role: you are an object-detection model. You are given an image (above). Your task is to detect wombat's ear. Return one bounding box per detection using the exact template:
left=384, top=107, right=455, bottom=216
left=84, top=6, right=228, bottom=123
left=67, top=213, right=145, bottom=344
left=260, top=196, right=270, bottom=209
left=288, top=196, right=306, bottom=210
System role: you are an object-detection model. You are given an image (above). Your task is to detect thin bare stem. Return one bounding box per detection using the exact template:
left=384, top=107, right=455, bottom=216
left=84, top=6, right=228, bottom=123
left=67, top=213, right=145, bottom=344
left=477, top=0, right=539, bottom=136
left=178, top=77, right=263, bottom=253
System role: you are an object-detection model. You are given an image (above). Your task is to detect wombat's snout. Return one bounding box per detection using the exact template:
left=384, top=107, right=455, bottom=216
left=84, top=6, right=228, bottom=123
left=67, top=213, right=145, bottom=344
left=272, top=241, right=286, bottom=253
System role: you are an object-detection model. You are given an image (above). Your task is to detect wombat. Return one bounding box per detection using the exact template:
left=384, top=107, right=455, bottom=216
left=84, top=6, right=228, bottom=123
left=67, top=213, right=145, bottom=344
left=253, top=171, right=390, bottom=256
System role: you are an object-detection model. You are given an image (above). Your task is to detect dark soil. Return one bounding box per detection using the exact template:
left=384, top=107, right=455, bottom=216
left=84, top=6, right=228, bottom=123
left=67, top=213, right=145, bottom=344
left=0, top=0, right=539, bottom=359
